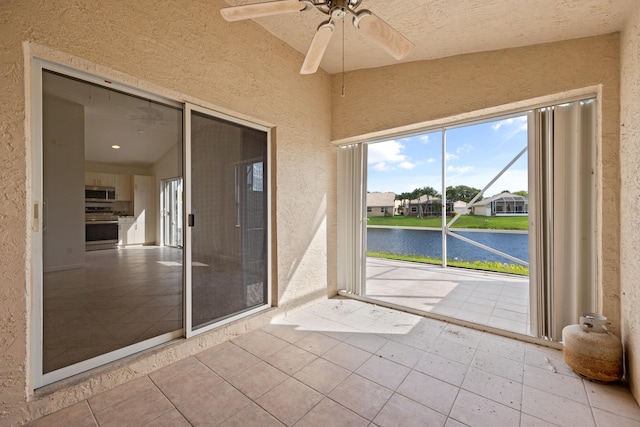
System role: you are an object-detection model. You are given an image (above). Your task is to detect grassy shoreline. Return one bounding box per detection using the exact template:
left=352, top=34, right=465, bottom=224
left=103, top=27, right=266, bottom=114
left=367, top=251, right=529, bottom=276
left=367, top=215, right=528, bottom=230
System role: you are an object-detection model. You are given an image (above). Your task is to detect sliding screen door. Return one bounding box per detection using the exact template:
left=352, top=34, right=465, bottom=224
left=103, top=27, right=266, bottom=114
left=187, top=106, right=269, bottom=332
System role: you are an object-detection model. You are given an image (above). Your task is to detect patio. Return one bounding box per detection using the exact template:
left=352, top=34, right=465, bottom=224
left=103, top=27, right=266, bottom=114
left=365, top=257, right=530, bottom=335
left=28, top=298, right=640, bottom=426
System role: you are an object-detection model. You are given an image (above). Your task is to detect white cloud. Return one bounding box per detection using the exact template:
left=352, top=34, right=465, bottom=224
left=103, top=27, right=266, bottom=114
left=447, top=165, right=473, bottom=174
left=368, top=140, right=420, bottom=172
left=398, top=161, right=416, bottom=170
left=426, top=157, right=436, bottom=163
left=445, top=152, right=459, bottom=161
left=368, top=140, right=406, bottom=164
left=456, top=144, right=473, bottom=154
left=419, top=135, right=430, bottom=144
left=491, top=116, right=527, bottom=136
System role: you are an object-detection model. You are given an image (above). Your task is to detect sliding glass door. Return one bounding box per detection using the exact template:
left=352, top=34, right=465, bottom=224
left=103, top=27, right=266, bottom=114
left=32, top=62, right=271, bottom=387
left=338, top=97, right=597, bottom=342
left=186, top=106, right=270, bottom=333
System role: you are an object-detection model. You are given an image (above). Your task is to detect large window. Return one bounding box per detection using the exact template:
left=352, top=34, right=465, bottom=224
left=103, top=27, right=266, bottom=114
left=338, top=98, right=596, bottom=342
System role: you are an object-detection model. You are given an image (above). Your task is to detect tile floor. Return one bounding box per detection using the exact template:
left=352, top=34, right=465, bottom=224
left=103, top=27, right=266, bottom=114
left=43, top=246, right=183, bottom=372
left=366, top=257, right=531, bottom=335
left=28, top=298, right=640, bottom=427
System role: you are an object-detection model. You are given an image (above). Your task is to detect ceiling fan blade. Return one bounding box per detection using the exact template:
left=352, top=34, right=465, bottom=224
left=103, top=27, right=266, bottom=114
left=220, top=0, right=307, bottom=22
left=353, top=10, right=414, bottom=60
left=300, top=21, right=334, bottom=75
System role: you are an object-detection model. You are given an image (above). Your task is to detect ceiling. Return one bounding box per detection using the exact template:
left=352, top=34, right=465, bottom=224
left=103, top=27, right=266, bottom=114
left=42, top=1, right=636, bottom=166
left=43, top=71, right=182, bottom=167
left=224, top=0, right=637, bottom=74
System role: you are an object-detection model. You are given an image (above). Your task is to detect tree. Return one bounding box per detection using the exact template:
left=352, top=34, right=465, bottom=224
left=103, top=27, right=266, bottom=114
left=513, top=190, right=528, bottom=197
left=446, top=185, right=483, bottom=203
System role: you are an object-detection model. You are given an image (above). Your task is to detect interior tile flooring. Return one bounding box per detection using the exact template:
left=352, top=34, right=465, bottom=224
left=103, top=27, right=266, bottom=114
left=43, top=247, right=184, bottom=372
left=366, top=257, right=531, bottom=335
left=29, top=298, right=640, bottom=427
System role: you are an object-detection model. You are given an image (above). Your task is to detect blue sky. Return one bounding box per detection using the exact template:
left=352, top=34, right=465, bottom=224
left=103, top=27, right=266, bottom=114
left=367, top=115, right=528, bottom=197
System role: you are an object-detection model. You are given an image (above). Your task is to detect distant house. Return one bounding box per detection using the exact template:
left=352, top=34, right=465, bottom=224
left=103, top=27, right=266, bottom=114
left=406, top=195, right=454, bottom=217
left=470, top=192, right=528, bottom=216
left=453, top=200, right=469, bottom=215
left=367, top=192, right=395, bottom=217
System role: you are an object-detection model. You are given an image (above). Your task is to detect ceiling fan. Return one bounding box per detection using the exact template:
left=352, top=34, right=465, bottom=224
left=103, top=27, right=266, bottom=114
left=220, top=0, right=414, bottom=74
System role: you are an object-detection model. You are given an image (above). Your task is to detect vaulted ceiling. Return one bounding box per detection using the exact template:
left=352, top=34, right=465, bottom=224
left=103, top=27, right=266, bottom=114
left=224, top=0, right=637, bottom=74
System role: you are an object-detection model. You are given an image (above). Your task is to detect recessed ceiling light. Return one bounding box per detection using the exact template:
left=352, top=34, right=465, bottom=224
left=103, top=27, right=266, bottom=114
left=112, top=145, right=121, bottom=149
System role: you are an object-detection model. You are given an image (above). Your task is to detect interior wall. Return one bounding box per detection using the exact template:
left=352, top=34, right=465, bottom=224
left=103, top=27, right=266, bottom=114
left=331, top=34, right=621, bottom=334
left=0, top=0, right=333, bottom=424
left=42, top=96, right=86, bottom=272
left=620, top=3, right=640, bottom=403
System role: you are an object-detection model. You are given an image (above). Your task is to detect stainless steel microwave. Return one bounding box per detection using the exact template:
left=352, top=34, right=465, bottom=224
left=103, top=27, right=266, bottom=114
left=85, top=186, right=116, bottom=202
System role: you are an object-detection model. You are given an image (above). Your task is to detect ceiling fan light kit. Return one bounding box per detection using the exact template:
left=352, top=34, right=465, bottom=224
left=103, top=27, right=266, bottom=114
left=220, top=0, right=414, bottom=74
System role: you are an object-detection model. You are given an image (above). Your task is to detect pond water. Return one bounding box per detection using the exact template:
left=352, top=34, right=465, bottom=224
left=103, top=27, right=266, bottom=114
left=367, top=227, right=529, bottom=264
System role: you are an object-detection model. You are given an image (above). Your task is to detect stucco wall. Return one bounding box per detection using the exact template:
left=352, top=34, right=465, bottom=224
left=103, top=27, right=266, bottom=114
left=620, top=3, right=640, bottom=403
left=0, top=0, right=333, bottom=424
left=331, top=34, right=621, bottom=334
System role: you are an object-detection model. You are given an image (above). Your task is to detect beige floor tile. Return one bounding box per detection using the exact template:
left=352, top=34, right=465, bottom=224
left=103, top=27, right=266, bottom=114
left=585, top=380, right=640, bottom=421
left=443, top=418, right=468, bottom=427
left=373, top=393, right=447, bottom=427
left=462, top=367, right=522, bottom=410
left=295, top=398, right=369, bottom=427
left=176, top=380, right=252, bottom=426
left=343, top=332, right=388, bottom=353
left=232, top=329, right=290, bottom=359
left=219, top=402, right=285, bottom=427
left=449, top=389, right=520, bottom=427
left=89, top=376, right=156, bottom=413
left=149, top=356, right=207, bottom=386
left=294, top=331, right=341, bottom=356
left=522, top=385, right=596, bottom=426
left=375, top=340, right=425, bottom=368
left=328, top=374, right=393, bottom=420
left=262, top=322, right=310, bottom=343
left=355, top=355, right=411, bottom=390
left=476, top=333, right=526, bottom=363
left=396, top=370, right=459, bottom=415
left=29, top=297, right=640, bottom=427
left=93, top=387, right=174, bottom=427
left=154, top=364, right=223, bottom=407
left=523, top=364, right=588, bottom=404
left=27, top=402, right=93, bottom=427
left=257, top=377, right=323, bottom=426
left=519, top=413, right=558, bottom=426
left=65, top=415, right=99, bottom=427
left=322, top=342, right=372, bottom=371
left=228, top=360, right=289, bottom=399
left=196, top=342, right=261, bottom=379
left=142, top=409, right=190, bottom=427
left=264, top=344, right=318, bottom=375
left=592, top=407, right=640, bottom=427
left=294, top=357, right=351, bottom=394
left=525, top=344, right=576, bottom=377
left=426, top=337, right=476, bottom=365
left=414, top=351, right=469, bottom=387
left=471, top=350, right=524, bottom=383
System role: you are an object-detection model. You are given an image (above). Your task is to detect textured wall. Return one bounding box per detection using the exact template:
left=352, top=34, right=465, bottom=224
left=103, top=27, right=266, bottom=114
left=0, top=0, right=333, bottom=424
left=331, top=34, right=621, bottom=335
left=620, top=3, right=640, bottom=403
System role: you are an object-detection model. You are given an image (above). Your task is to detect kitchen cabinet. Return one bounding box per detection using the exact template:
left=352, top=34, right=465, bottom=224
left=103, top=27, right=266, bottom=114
left=85, top=172, right=115, bottom=187
left=132, top=175, right=156, bottom=245
left=117, top=217, right=135, bottom=246
left=114, top=174, right=131, bottom=201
